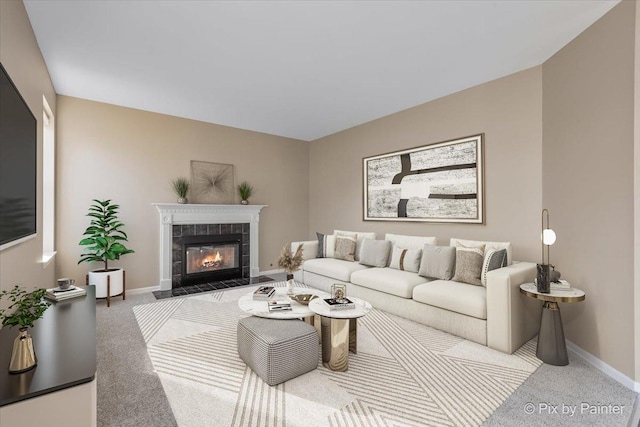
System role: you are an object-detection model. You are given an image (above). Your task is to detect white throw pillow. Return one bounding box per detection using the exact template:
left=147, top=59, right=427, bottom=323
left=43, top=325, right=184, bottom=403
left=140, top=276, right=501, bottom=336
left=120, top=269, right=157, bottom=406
left=385, top=234, right=437, bottom=250
left=389, top=245, right=422, bottom=273
left=316, top=232, right=336, bottom=258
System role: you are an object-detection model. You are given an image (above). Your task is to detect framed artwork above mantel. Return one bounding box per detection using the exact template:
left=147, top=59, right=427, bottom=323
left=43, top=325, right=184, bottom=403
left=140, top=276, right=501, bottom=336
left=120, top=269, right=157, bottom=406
left=363, top=134, right=484, bottom=224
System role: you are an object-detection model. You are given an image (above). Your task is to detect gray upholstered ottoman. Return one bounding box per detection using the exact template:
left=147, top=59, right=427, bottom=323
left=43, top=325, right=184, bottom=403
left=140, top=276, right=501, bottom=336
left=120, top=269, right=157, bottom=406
left=237, top=316, right=318, bottom=386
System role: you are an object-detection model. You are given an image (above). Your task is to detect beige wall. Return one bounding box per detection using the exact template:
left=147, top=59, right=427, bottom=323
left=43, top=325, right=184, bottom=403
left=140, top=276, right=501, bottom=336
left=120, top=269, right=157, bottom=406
left=0, top=0, right=57, bottom=292
left=308, top=67, right=543, bottom=262
left=635, top=0, right=640, bottom=384
left=56, top=96, right=309, bottom=290
left=542, top=0, right=636, bottom=379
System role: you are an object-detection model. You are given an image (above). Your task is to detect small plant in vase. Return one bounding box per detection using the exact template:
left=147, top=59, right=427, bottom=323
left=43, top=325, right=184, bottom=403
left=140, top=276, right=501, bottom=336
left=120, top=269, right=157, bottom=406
left=0, top=285, right=50, bottom=373
left=237, top=181, right=254, bottom=205
left=79, top=199, right=134, bottom=306
left=171, top=177, right=190, bottom=204
left=277, top=243, right=304, bottom=294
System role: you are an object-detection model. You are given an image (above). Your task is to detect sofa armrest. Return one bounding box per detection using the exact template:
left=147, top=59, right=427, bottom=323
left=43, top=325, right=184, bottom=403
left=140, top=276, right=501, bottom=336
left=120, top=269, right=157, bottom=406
left=291, top=240, right=318, bottom=261
left=486, top=262, right=541, bottom=354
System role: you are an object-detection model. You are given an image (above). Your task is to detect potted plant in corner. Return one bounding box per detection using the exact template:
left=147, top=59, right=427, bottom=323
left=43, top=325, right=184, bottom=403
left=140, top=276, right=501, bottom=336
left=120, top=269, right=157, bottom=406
left=0, top=286, right=50, bottom=373
left=78, top=199, right=134, bottom=306
left=237, top=181, right=254, bottom=205
left=277, top=243, right=304, bottom=294
left=171, top=177, right=190, bottom=204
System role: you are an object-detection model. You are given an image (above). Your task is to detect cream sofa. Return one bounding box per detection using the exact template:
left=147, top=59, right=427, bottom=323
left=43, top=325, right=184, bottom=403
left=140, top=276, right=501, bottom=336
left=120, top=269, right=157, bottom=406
left=292, top=233, right=541, bottom=354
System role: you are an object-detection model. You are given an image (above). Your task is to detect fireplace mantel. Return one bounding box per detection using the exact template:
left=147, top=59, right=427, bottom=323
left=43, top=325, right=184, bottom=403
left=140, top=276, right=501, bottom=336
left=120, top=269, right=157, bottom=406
left=153, top=203, right=267, bottom=290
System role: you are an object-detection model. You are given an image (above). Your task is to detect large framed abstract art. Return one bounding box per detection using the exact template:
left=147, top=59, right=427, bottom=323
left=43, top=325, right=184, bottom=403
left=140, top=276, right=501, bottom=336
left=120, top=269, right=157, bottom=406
left=363, top=134, right=484, bottom=223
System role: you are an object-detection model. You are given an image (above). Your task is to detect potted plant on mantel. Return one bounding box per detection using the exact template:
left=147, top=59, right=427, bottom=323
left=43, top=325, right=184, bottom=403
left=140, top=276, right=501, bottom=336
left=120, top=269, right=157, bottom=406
left=171, top=177, right=190, bottom=204
left=0, top=286, right=50, bottom=373
left=237, top=181, right=254, bottom=205
left=78, top=199, right=134, bottom=306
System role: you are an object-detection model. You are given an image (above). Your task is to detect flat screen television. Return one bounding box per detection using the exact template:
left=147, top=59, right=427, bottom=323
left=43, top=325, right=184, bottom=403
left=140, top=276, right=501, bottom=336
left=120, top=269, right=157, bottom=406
left=0, top=63, right=37, bottom=249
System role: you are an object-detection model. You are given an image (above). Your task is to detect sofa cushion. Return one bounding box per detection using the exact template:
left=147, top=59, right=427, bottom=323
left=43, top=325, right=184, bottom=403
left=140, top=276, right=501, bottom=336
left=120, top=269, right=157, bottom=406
left=351, top=268, right=430, bottom=298
left=358, top=238, right=391, bottom=267
left=334, top=230, right=377, bottom=261
left=481, top=248, right=508, bottom=286
left=316, top=232, right=336, bottom=258
left=303, top=257, right=370, bottom=282
left=334, top=232, right=357, bottom=261
left=418, top=245, right=456, bottom=280
left=452, top=244, right=484, bottom=286
left=389, top=246, right=422, bottom=273
left=413, top=280, right=487, bottom=319
left=385, top=233, right=437, bottom=250
left=450, top=238, right=513, bottom=265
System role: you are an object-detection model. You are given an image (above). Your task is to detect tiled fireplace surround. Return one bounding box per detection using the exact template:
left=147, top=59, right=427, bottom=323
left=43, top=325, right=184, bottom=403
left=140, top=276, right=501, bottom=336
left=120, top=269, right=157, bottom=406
left=153, top=204, right=267, bottom=291
left=172, top=222, right=250, bottom=287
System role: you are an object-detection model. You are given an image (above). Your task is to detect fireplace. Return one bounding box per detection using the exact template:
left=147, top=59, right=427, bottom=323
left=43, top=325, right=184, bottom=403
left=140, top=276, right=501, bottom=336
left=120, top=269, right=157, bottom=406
left=154, top=204, right=266, bottom=291
left=181, top=234, right=242, bottom=285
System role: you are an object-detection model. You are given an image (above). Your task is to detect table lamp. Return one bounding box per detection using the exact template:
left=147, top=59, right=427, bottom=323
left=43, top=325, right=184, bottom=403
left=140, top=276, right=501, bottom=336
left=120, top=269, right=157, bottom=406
left=537, top=209, right=556, bottom=293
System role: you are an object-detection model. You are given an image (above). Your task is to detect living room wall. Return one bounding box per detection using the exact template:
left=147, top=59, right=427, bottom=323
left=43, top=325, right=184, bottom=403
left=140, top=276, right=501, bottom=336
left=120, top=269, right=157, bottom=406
left=542, top=0, right=636, bottom=381
left=0, top=0, right=57, bottom=292
left=308, top=66, right=543, bottom=263
left=56, top=96, right=309, bottom=290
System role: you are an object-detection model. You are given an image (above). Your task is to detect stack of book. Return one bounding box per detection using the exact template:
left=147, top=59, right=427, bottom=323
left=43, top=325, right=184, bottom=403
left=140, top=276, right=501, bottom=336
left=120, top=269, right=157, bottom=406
left=268, top=300, right=292, bottom=312
left=323, top=297, right=355, bottom=311
left=253, top=286, right=275, bottom=300
left=551, top=279, right=571, bottom=291
left=45, top=286, right=87, bottom=302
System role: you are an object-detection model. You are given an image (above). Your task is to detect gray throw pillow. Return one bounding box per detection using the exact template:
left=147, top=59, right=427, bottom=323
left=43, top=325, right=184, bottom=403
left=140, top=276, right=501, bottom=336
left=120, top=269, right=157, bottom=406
left=418, top=245, right=456, bottom=280
left=358, top=238, right=391, bottom=267
left=481, top=248, right=508, bottom=286
left=451, top=244, right=485, bottom=286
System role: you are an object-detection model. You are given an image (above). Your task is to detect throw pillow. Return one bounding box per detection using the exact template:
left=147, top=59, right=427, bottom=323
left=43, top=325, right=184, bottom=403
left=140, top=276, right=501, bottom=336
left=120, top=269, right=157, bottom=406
left=316, top=232, right=336, bottom=258
left=418, top=245, right=456, bottom=280
left=389, top=245, right=422, bottom=273
left=334, top=230, right=376, bottom=261
left=358, top=238, right=392, bottom=267
left=481, top=248, right=508, bottom=286
left=334, top=232, right=357, bottom=262
left=451, top=244, right=485, bottom=286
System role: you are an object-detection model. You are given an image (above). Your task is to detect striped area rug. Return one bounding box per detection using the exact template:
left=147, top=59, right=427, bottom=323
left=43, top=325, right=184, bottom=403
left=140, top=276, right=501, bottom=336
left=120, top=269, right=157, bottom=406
left=133, top=283, right=541, bottom=427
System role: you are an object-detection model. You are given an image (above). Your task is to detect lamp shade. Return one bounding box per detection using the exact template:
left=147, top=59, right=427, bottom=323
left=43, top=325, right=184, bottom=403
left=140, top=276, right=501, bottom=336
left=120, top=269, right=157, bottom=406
left=542, top=229, right=556, bottom=246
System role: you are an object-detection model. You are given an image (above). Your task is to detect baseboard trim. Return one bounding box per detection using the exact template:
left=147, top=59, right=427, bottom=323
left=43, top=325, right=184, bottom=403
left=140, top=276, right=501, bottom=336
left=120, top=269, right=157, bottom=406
left=260, top=269, right=284, bottom=275
left=126, top=285, right=160, bottom=295
left=566, top=340, right=640, bottom=392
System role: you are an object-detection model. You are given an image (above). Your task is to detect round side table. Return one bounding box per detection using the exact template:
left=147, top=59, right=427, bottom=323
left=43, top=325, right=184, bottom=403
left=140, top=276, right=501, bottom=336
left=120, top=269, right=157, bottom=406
left=308, top=297, right=372, bottom=372
left=519, top=283, right=585, bottom=366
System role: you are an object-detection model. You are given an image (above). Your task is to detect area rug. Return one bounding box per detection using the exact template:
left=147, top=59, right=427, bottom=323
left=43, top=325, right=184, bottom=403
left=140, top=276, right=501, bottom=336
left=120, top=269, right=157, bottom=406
left=133, top=282, right=542, bottom=427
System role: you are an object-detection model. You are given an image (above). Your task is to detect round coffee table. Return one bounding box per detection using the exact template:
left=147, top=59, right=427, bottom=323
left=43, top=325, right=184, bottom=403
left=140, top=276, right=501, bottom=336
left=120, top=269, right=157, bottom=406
left=519, top=282, right=585, bottom=366
left=238, top=287, right=329, bottom=319
left=308, top=297, right=372, bottom=372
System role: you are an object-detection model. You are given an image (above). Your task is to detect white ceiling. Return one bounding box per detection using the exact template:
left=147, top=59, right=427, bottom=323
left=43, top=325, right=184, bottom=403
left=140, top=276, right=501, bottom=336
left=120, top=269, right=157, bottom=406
left=24, top=1, right=619, bottom=142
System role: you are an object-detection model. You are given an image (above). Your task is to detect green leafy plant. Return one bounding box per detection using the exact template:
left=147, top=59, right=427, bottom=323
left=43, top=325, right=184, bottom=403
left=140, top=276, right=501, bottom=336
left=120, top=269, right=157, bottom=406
left=171, top=177, right=190, bottom=198
left=277, top=243, right=304, bottom=275
left=237, top=181, right=254, bottom=201
left=0, top=286, right=50, bottom=328
left=78, top=199, right=135, bottom=271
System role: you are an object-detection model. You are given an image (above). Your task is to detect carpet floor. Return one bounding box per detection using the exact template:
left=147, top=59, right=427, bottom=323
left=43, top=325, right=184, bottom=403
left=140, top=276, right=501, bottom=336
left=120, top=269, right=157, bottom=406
left=97, top=281, right=637, bottom=427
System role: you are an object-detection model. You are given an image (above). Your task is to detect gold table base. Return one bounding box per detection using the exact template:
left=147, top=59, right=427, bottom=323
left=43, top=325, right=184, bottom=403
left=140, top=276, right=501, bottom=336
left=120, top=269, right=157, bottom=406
left=320, top=316, right=358, bottom=372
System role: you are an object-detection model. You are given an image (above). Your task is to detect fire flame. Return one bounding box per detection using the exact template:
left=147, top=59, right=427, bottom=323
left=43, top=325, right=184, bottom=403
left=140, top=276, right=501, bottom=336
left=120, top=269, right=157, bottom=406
left=202, top=252, right=222, bottom=268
